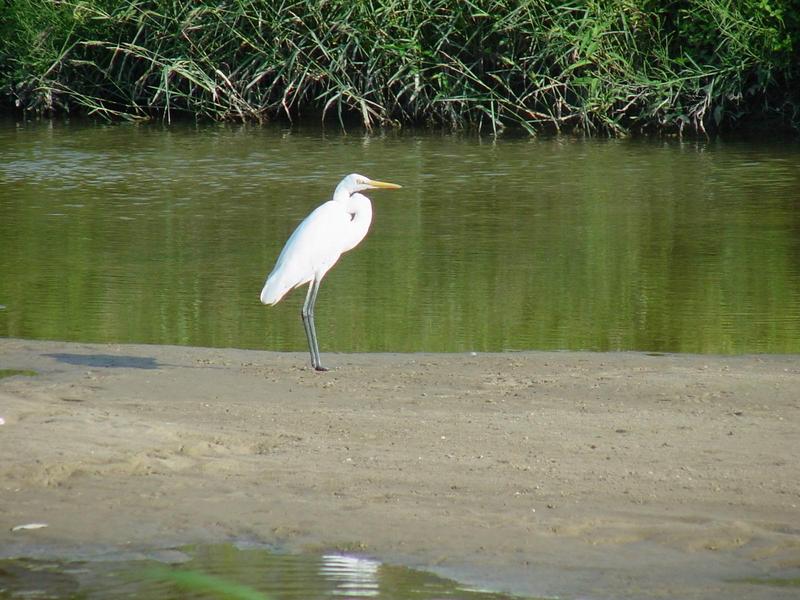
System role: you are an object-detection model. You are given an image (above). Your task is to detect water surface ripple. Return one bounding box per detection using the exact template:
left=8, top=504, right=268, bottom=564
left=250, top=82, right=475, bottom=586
left=1, top=119, right=799, bottom=354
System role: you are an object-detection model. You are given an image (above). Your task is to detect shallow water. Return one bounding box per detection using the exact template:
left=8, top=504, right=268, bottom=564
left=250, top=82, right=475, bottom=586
left=0, top=544, right=526, bottom=599
left=1, top=118, right=799, bottom=354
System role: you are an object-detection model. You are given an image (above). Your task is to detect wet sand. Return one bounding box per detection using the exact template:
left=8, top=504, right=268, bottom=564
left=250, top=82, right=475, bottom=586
left=1, top=338, right=798, bottom=599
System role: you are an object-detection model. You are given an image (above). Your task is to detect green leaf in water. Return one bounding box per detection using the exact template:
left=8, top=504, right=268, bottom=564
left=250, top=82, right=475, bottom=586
left=0, top=369, right=37, bottom=379
left=146, top=567, right=271, bottom=600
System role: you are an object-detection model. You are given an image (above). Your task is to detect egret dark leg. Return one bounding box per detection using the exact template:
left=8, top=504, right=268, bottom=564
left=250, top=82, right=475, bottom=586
left=308, top=279, right=328, bottom=371
left=301, top=283, right=316, bottom=368
left=301, top=279, right=327, bottom=371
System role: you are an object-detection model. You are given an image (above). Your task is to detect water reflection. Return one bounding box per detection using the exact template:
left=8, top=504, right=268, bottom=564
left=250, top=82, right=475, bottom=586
left=0, top=545, right=522, bottom=599
left=321, top=554, right=380, bottom=597
left=0, top=118, right=798, bottom=354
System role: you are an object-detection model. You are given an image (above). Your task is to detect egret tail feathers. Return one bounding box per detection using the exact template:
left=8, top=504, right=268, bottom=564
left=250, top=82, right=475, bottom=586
left=260, top=275, right=292, bottom=305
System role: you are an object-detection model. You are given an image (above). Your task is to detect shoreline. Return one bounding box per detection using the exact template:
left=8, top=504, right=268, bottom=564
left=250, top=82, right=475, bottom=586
left=1, top=338, right=798, bottom=598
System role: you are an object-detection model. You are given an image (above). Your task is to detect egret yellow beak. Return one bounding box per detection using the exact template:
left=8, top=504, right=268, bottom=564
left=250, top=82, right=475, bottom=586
left=366, top=178, right=402, bottom=190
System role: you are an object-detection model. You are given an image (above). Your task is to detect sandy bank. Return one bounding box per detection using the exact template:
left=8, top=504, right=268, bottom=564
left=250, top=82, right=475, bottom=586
left=1, top=339, right=798, bottom=599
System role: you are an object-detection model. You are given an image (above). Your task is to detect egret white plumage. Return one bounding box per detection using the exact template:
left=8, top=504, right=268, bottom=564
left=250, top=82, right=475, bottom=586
left=260, top=173, right=402, bottom=371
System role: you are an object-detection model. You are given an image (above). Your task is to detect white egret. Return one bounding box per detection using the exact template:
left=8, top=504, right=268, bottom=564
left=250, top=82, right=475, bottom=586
left=260, top=173, right=402, bottom=371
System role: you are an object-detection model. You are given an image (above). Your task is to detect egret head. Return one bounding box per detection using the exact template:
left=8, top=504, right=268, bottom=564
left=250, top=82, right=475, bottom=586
left=335, top=173, right=402, bottom=198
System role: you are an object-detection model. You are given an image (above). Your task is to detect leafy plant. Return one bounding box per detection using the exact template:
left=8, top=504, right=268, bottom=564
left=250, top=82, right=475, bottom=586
left=1, top=0, right=797, bottom=133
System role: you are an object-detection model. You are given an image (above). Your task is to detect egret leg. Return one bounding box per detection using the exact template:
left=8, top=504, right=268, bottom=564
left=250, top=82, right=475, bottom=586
left=307, top=279, right=328, bottom=371
left=301, top=279, right=327, bottom=371
left=301, top=283, right=316, bottom=368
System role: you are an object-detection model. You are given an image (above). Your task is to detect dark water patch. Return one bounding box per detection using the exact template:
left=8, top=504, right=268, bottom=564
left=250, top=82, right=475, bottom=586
left=42, top=353, right=159, bottom=369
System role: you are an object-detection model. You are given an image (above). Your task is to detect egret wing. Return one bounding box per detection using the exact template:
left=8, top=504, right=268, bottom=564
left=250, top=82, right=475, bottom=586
left=260, top=201, right=350, bottom=304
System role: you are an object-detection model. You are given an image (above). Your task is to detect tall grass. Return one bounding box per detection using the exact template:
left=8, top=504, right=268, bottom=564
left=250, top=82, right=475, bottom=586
left=1, top=0, right=798, bottom=134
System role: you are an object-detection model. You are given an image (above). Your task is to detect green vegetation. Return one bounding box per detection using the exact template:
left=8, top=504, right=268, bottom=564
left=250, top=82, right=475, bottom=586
left=0, top=369, right=37, bottom=379
left=146, top=567, right=271, bottom=600
left=1, top=0, right=798, bottom=133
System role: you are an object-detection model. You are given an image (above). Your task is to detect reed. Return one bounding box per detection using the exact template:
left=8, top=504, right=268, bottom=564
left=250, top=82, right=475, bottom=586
left=1, top=0, right=797, bottom=134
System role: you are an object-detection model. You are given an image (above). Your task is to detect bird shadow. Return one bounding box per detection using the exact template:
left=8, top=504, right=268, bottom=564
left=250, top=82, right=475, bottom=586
left=43, top=353, right=160, bottom=370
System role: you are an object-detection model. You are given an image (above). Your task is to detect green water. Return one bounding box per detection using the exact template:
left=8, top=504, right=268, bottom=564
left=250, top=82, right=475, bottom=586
left=1, top=118, right=799, bottom=354
left=0, top=544, right=527, bottom=599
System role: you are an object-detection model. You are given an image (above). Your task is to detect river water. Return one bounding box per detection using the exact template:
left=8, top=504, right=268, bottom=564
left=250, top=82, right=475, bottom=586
left=0, top=544, right=522, bottom=600
left=1, top=118, right=799, bottom=354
